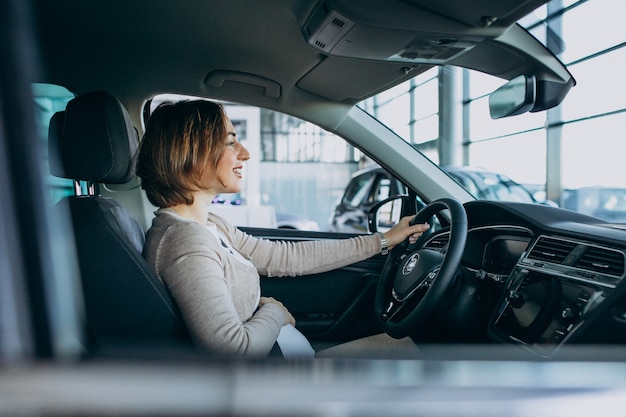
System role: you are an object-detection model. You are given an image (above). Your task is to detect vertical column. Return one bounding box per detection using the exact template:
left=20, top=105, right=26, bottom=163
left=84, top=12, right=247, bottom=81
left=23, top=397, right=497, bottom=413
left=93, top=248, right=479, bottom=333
left=438, top=66, right=464, bottom=167
left=546, top=0, right=564, bottom=206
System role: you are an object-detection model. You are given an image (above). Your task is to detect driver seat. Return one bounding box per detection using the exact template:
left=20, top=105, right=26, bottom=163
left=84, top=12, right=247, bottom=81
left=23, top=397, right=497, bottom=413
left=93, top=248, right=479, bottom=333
left=48, top=91, right=193, bottom=353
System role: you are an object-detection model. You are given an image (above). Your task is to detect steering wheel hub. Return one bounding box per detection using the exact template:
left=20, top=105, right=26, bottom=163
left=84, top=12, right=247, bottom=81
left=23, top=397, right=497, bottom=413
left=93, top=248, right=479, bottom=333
left=401, top=252, right=420, bottom=275
left=394, top=250, right=444, bottom=301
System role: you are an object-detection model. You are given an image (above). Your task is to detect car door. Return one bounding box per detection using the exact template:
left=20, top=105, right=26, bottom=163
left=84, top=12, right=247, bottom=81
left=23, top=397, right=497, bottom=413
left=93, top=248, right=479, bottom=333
left=243, top=226, right=389, bottom=348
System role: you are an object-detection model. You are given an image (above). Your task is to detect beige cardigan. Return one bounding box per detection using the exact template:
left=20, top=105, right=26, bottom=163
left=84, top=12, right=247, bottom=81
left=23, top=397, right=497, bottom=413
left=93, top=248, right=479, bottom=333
left=143, top=208, right=381, bottom=356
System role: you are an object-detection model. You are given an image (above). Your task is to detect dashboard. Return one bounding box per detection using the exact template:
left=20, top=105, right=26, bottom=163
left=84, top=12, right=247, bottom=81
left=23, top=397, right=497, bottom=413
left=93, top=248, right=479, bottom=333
left=423, top=200, right=626, bottom=355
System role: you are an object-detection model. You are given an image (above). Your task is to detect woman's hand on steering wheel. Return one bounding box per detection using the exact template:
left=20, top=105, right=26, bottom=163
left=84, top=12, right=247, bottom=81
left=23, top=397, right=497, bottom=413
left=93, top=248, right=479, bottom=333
left=384, top=216, right=430, bottom=249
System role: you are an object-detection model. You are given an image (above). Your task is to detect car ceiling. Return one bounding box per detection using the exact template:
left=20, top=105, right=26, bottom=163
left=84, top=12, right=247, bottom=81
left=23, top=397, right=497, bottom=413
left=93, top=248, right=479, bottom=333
left=32, top=0, right=564, bottom=117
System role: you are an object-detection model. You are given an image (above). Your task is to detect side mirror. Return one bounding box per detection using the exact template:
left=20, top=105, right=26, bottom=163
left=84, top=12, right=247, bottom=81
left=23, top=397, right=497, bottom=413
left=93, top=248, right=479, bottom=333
left=489, top=75, right=536, bottom=119
left=367, top=195, right=409, bottom=233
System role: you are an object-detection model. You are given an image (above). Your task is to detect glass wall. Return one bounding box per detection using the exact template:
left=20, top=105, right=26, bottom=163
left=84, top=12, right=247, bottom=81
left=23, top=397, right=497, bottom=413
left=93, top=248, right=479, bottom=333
left=359, top=0, right=626, bottom=219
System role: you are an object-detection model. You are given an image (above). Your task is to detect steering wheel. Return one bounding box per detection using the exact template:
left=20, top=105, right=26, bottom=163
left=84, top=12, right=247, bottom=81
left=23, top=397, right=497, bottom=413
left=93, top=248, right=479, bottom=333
left=374, top=198, right=468, bottom=339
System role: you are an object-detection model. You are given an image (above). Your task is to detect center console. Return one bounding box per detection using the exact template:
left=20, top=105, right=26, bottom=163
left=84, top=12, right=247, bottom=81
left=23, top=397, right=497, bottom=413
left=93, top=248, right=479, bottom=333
left=489, top=235, right=624, bottom=353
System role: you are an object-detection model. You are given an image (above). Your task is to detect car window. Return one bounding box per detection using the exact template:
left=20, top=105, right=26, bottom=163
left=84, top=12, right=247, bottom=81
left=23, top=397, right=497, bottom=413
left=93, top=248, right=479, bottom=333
left=146, top=95, right=365, bottom=232
left=32, top=83, right=75, bottom=205
left=372, top=176, right=392, bottom=203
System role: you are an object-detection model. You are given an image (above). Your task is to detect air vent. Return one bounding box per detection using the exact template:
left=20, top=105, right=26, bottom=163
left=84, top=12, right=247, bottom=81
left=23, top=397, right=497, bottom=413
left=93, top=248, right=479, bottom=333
left=526, top=236, right=626, bottom=281
left=526, top=237, right=577, bottom=264
left=575, top=246, right=625, bottom=277
left=305, top=4, right=355, bottom=54
left=331, top=17, right=346, bottom=28
left=425, top=233, right=449, bottom=251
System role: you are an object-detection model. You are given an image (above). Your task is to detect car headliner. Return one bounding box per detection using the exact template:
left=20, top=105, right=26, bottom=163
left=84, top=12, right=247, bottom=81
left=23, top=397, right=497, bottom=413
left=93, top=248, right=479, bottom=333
left=32, top=0, right=573, bottom=127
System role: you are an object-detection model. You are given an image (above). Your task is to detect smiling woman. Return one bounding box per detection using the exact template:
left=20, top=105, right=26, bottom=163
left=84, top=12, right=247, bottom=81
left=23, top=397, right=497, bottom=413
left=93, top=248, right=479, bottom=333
left=136, top=99, right=429, bottom=356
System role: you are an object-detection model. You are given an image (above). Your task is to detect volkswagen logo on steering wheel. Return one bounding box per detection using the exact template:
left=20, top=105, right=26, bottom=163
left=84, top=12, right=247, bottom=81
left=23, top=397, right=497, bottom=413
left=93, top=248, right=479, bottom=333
left=402, top=253, right=420, bottom=275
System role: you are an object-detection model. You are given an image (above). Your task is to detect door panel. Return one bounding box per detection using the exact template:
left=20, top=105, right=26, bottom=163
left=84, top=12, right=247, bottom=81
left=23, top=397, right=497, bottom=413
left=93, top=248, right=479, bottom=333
left=242, top=227, right=387, bottom=347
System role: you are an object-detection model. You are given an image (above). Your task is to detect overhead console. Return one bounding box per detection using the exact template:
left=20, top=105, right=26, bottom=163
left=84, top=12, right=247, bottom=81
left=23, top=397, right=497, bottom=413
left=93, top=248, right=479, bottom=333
left=303, top=0, right=494, bottom=64
left=299, top=0, right=574, bottom=111
left=489, top=235, right=626, bottom=355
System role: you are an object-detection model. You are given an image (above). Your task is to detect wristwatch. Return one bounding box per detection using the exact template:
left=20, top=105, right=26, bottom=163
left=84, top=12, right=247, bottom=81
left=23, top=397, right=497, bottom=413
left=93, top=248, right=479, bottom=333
left=377, top=232, right=389, bottom=255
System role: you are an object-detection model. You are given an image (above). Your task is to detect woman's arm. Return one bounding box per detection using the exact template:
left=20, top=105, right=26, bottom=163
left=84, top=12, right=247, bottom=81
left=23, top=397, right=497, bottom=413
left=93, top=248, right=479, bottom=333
left=155, top=222, right=288, bottom=356
left=218, top=213, right=429, bottom=277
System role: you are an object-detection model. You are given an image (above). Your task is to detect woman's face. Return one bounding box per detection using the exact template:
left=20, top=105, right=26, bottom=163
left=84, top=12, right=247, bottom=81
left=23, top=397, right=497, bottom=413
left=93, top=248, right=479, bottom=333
left=206, top=116, right=250, bottom=195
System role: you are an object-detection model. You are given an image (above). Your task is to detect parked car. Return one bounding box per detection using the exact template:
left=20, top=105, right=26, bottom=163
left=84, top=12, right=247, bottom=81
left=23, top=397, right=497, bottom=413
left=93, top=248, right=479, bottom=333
left=213, top=193, right=320, bottom=230
left=329, top=167, right=410, bottom=233
left=330, top=166, right=540, bottom=233
left=3, top=0, right=626, bottom=415
left=443, top=165, right=538, bottom=203
left=563, top=187, right=626, bottom=223
left=276, top=212, right=321, bottom=231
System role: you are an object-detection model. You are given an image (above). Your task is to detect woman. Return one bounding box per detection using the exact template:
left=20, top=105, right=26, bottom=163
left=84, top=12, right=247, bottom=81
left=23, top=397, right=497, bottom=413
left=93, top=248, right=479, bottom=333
left=136, top=100, right=429, bottom=357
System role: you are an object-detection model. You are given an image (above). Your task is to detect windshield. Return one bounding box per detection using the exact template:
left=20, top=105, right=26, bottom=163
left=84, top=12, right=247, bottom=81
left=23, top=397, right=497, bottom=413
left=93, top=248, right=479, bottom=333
left=358, top=0, right=626, bottom=221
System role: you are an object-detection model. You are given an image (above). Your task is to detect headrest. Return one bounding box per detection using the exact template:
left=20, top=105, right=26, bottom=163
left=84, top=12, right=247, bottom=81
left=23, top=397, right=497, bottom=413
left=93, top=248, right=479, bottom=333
left=49, top=91, right=138, bottom=184
left=48, top=110, right=66, bottom=178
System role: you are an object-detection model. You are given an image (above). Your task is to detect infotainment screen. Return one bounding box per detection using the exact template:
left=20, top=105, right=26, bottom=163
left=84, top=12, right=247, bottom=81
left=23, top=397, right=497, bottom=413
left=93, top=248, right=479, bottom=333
left=482, top=238, right=529, bottom=275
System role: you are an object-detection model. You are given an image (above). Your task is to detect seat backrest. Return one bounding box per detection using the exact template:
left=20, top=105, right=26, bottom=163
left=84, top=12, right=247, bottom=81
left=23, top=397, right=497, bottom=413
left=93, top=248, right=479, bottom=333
left=49, top=91, right=192, bottom=352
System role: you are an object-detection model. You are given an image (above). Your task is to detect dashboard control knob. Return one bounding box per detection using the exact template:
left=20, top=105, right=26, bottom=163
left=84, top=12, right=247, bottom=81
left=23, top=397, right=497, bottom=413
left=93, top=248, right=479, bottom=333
left=562, top=307, right=575, bottom=319
left=507, top=290, right=524, bottom=308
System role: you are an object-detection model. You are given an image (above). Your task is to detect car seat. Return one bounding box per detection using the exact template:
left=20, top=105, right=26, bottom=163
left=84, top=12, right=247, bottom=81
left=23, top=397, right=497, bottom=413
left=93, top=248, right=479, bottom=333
left=48, top=91, right=193, bottom=354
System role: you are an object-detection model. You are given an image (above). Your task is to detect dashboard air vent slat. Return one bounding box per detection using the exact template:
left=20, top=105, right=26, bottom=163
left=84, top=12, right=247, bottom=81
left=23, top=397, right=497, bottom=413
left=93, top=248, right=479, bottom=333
left=425, top=234, right=449, bottom=251
left=575, top=247, right=625, bottom=277
left=526, top=237, right=576, bottom=264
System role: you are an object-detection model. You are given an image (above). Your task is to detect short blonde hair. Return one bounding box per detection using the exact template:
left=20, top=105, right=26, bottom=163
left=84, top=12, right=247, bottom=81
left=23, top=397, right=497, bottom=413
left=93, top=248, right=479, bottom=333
left=136, top=100, right=227, bottom=208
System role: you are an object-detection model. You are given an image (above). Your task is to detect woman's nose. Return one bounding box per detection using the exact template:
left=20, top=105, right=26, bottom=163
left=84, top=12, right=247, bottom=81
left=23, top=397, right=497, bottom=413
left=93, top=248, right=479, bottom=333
left=238, top=143, right=250, bottom=160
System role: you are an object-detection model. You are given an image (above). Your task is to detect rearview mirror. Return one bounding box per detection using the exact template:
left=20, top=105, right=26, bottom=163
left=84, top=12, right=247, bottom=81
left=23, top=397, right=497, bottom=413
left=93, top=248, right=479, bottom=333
left=489, top=75, right=536, bottom=119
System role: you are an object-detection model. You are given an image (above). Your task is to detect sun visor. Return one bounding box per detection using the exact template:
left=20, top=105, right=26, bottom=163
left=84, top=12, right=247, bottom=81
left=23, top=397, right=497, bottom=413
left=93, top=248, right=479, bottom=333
left=297, top=58, right=431, bottom=102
